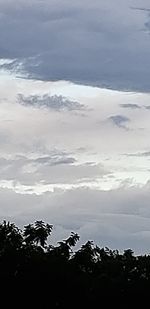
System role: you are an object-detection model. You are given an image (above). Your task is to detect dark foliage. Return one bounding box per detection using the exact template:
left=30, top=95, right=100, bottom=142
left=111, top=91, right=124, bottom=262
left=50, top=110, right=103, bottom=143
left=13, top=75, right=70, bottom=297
left=0, top=220, right=149, bottom=308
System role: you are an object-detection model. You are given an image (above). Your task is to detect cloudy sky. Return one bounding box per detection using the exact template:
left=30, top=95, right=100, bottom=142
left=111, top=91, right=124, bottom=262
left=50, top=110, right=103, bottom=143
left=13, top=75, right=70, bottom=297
left=1, top=0, right=150, bottom=253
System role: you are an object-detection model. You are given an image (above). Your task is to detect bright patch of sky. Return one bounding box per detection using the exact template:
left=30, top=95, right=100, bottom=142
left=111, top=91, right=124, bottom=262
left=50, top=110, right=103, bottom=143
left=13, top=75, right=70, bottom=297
left=0, top=68, right=150, bottom=195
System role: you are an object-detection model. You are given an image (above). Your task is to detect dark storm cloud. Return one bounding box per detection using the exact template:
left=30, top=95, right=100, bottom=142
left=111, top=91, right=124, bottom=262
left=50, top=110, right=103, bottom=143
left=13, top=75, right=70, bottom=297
left=108, top=115, right=130, bottom=129
left=17, top=94, right=85, bottom=111
left=120, top=103, right=141, bottom=109
left=1, top=1, right=150, bottom=91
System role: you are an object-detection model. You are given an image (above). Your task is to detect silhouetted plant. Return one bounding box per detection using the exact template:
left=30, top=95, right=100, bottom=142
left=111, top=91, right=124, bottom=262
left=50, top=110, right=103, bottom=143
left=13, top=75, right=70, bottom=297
left=0, top=220, right=23, bottom=253
left=0, top=219, right=149, bottom=308
left=24, top=220, right=52, bottom=247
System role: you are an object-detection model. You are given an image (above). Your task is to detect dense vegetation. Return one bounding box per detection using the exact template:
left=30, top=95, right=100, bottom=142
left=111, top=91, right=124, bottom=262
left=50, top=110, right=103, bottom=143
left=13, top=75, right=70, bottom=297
left=0, top=220, right=149, bottom=307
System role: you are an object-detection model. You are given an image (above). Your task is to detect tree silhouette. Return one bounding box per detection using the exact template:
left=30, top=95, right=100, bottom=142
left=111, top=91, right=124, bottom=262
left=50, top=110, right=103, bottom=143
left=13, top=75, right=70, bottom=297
left=49, top=232, right=80, bottom=260
left=0, top=219, right=149, bottom=308
left=0, top=220, right=23, bottom=252
left=24, top=220, right=52, bottom=248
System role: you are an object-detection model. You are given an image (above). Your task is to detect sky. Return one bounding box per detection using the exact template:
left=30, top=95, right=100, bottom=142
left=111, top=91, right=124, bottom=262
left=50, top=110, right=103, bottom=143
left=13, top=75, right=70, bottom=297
left=0, top=0, right=150, bottom=253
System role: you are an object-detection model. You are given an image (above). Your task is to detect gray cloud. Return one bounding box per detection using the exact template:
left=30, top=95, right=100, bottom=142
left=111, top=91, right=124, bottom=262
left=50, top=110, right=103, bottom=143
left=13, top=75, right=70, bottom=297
left=18, top=94, right=84, bottom=111
left=0, top=153, right=108, bottom=186
left=34, top=156, right=76, bottom=165
left=1, top=184, right=150, bottom=253
left=131, top=7, right=150, bottom=12
left=0, top=152, right=76, bottom=183
left=145, top=20, right=150, bottom=31
left=108, top=115, right=130, bottom=129
left=120, top=103, right=141, bottom=109
left=0, top=1, right=150, bottom=91
left=131, top=6, right=150, bottom=32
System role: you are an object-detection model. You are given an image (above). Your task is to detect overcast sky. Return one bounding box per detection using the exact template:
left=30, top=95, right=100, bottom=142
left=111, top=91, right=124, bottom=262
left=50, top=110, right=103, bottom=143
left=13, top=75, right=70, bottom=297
left=0, top=0, right=150, bottom=253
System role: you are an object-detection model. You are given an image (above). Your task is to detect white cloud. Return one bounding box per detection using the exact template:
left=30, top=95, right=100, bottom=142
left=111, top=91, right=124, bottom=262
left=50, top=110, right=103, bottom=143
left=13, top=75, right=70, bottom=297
left=0, top=75, right=150, bottom=191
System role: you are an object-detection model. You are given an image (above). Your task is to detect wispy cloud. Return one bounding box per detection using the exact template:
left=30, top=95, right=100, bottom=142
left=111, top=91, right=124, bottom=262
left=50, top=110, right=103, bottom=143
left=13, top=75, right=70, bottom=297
left=124, top=151, right=150, bottom=157
left=130, top=7, right=150, bottom=12
left=120, top=103, right=141, bottom=109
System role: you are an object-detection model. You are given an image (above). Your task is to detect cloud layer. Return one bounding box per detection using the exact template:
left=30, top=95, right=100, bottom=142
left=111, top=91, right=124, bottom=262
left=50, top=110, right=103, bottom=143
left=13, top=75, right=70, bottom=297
left=1, top=184, right=150, bottom=254
left=0, top=0, right=150, bottom=91
left=1, top=1, right=150, bottom=253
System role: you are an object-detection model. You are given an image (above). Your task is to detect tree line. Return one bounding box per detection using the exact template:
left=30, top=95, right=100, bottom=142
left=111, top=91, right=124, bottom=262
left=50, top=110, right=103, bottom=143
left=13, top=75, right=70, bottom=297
left=0, top=220, right=149, bottom=308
